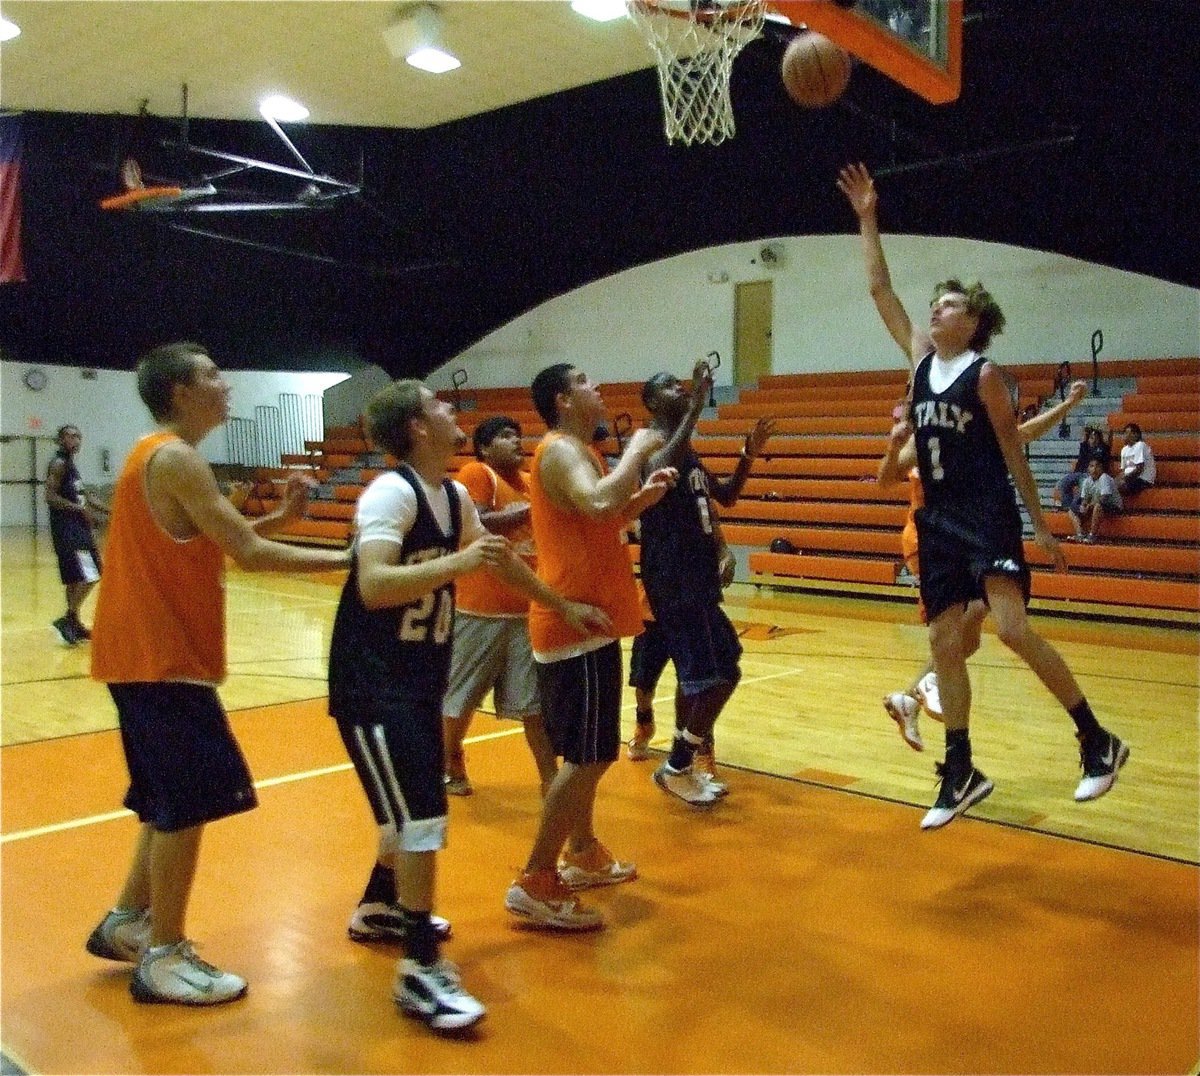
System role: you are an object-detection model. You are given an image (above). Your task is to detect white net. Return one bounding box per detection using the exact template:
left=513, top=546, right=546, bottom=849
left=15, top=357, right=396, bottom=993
left=626, top=0, right=767, bottom=146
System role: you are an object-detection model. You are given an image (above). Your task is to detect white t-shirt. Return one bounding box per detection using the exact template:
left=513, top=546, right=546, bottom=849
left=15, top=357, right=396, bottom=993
left=1119, top=441, right=1156, bottom=485
left=354, top=470, right=487, bottom=550
left=1080, top=471, right=1121, bottom=509
left=928, top=349, right=980, bottom=394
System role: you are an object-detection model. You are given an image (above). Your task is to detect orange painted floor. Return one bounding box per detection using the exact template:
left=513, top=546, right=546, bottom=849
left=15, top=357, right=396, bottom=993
left=2, top=698, right=1197, bottom=1075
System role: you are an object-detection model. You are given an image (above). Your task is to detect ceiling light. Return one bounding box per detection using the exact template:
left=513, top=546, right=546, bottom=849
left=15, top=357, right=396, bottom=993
left=570, top=0, right=627, bottom=23
left=382, top=4, right=461, bottom=74
left=259, top=95, right=310, bottom=123
left=0, top=17, right=20, bottom=41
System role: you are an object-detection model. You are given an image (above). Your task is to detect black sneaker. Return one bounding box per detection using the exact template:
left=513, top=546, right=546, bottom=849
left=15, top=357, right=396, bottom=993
left=52, top=616, right=79, bottom=646
left=920, top=761, right=993, bottom=830
left=70, top=618, right=92, bottom=640
left=347, top=902, right=451, bottom=944
left=1074, top=730, right=1129, bottom=802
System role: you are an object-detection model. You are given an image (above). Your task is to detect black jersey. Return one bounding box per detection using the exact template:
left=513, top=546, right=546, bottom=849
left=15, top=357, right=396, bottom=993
left=48, top=448, right=93, bottom=547
left=639, top=446, right=722, bottom=613
left=910, top=352, right=1019, bottom=535
left=328, top=465, right=463, bottom=714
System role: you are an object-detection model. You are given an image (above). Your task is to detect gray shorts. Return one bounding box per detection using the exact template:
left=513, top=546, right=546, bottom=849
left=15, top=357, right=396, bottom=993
left=443, top=611, right=539, bottom=720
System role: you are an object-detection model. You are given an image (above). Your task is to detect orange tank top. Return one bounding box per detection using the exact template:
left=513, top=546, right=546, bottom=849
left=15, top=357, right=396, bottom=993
left=526, top=433, right=642, bottom=651
left=91, top=433, right=226, bottom=684
left=454, top=460, right=534, bottom=616
left=901, top=466, right=924, bottom=562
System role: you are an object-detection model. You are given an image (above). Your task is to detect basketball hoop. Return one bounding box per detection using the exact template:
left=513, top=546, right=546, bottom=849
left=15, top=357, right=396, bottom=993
left=627, top=0, right=767, bottom=146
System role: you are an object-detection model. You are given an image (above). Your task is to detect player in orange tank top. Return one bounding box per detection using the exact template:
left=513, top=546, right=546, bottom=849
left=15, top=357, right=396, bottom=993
left=85, top=342, right=351, bottom=1007
left=505, top=363, right=678, bottom=932
left=442, top=415, right=559, bottom=797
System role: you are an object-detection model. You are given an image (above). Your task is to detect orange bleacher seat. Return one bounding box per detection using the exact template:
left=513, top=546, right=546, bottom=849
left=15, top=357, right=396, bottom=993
left=698, top=416, right=894, bottom=437
left=748, top=550, right=899, bottom=586
left=1105, top=411, right=1200, bottom=434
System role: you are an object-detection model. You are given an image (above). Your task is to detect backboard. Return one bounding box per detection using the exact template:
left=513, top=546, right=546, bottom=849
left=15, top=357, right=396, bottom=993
left=767, top=0, right=962, bottom=104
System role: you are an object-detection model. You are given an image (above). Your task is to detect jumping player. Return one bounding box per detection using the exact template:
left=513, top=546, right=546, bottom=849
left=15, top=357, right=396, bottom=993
left=839, top=162, right=1129, bottom=829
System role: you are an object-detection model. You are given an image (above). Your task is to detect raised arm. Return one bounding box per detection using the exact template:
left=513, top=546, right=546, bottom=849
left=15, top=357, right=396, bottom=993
left=836, top=162, right=931, bottom=368
left=250, top=472, right=317, bottom=537
left=541, top=427, right=666, bottom=519
left=648, top=358, right=712, bottom=474
left=1018, top=379, right=1088, bottom=444
left=979, top=363, right=1065, bottom=570
left=711, top=416, right=774, bottom=507
left=152, top=441, right=350, bottom=573
left=877, top=421, right=918, bottom=488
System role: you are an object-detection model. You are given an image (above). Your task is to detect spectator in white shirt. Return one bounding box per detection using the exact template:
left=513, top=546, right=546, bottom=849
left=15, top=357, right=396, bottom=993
left=1118, top=422, right=1156, bottom=496
left=1069, top=459, right=1122, bottom=542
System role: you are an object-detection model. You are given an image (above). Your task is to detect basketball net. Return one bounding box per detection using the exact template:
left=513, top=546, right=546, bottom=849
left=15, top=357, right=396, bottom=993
left=626, top=0, right=766, bottom=146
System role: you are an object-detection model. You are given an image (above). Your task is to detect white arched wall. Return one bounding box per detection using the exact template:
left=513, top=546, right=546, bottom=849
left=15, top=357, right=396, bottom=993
left=430, top=235, right=1200, bottom=394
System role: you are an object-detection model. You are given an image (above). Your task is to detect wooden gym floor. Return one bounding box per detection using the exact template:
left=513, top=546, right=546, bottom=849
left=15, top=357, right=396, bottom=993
left=1, top=528, right=1197, bottom=1074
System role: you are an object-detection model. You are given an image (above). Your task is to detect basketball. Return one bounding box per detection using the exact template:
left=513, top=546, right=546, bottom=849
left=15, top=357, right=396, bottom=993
left=781, top=31, right=851, bottom=109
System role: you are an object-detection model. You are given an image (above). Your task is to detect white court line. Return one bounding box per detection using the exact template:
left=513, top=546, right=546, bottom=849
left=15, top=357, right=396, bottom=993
left=1, top=665, right=805, bottom=845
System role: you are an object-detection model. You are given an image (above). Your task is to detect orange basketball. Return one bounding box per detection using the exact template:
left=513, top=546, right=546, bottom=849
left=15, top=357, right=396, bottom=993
left=781, top=31, right=851, bottom=109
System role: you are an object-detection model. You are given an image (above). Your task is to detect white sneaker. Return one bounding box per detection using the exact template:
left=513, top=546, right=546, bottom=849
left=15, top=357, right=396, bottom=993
left=916, top=672, right=943, bottom=718
left=394, top=957, right=485, bottom=1031
left=653, top=762, right=718, bottom=806
left=86, top=907, right=151, bottom=963
left=693, top=753, right=729, bottom=796
left=883, top=692, right=923, bottom=751
left=130, top=940, right=247, bottom=1006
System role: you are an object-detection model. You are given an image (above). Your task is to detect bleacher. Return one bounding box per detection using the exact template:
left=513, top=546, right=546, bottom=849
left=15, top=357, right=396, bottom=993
left=241, top=361, right=1200, bottom=622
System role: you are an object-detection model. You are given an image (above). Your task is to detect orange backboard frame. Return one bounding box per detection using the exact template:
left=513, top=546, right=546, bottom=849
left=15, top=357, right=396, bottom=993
left=767, top=0, right=962, bottom=104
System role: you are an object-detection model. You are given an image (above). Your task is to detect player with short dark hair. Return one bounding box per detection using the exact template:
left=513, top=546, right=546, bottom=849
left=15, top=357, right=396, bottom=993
left=45, top=423, right=108, bottom=644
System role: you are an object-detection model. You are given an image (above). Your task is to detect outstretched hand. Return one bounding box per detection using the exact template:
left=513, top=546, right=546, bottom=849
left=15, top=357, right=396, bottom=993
left=460, top=532, right=510, bottom=573
left=561, top=600, right=613, bottom=637
left=836, top=162, right=877, bottom=220
left=278, top=472, right=317, bottom=520
left=1033, top=524, right=1067, bottom=572
left=745, top=416, right=775, bottom=458
left=888, top=418, right=914, bottom=450
left=638, top=466, right=678, bottom=510
left=1067, top=379, right=1088, bottom=405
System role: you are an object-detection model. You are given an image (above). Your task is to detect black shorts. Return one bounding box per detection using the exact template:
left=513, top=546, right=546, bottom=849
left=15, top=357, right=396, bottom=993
left=334, top=696, right=448, bottom=852
left=53, top=539, right=101, bottom=586
left=916, top=507, right=1031, bottom=622
left=537, top=641, right=622, bottom=766
left=109, top=682, right=257, bottom=833
left=628, top=620, right=670, bottom=692
left=653, top=601, right=742, bottom=696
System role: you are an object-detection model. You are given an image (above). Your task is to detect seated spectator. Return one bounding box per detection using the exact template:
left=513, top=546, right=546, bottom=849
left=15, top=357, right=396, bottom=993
left=1055, top=426, right=1111, bottom=510
left=1068, top=459, right=1122, bottom=542
left=1118, top=422, right=1156, bottom=496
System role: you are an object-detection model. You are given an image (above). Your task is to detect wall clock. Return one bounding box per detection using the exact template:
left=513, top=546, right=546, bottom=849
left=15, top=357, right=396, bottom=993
left=22, top=368, right=47, bottom=392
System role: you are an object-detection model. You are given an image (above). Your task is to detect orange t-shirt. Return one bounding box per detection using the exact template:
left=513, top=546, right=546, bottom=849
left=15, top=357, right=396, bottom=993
left=901, top=466, right=924, bottom=570
left=454, top=460, right=534, bottom=617
left=91, top=433, right=226, bottom=684
left=526, top=433, right=642, bottom=653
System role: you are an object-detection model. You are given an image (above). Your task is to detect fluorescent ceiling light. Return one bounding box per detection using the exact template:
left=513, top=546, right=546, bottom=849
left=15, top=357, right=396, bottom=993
left=259, top=95, right=309, bottom=122
left=382, top=4, right=461, bottom=74
left=570, top=0, right=626, bottom=22
left=406, top=46, right=461, bottom=73
left=0, top=17, right=20, bottom=41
